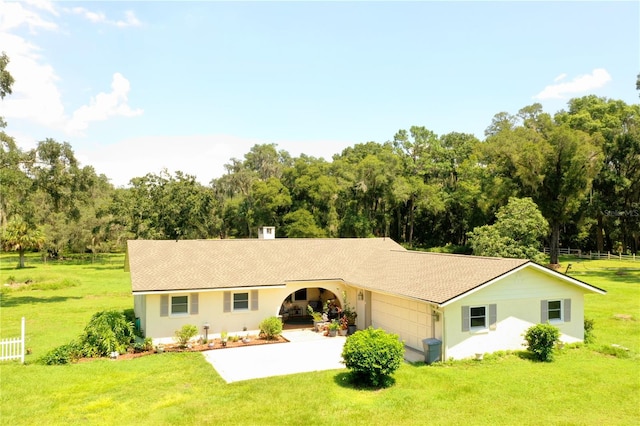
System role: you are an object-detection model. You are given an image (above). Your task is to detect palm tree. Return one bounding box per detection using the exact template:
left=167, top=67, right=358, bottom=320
left=2, top=216, right=45, bottom=268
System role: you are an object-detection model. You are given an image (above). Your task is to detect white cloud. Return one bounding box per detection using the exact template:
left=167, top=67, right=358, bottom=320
left=0, top=1, right=143, bottom=135
left=80, top=134, right=262, bottom=187
left=69, top=7, right=142, bottom=27
left=553, top=73, right=566, bottom=83
left=534, top=68, right=612, bottom=100
left=80, top=135, right=354, bottom=187
left=66, top=73, right=143, bottom=135
left=0, top=0, right=57, bottom=32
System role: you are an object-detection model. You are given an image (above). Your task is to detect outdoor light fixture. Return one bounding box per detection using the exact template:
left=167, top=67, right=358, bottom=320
left=203, top=322, right=210, bottom=342
left=358, top=290, right=364, bottom=301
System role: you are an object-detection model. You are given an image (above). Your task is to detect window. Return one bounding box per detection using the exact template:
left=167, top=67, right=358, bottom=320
left=470, top=306, right=486, bottom=328
left=160, top=293, right=198, bottom=317
left=233, top=292, right=249, bottom=311
left=293, top=288, right=307, bottom=301
left=541, top=299, right=571, bottom=323
left=462, top=304, right=497, bottom=332
left=171, top=295, right=188, bottom=315
left=548, top=300, right=562, bottom=321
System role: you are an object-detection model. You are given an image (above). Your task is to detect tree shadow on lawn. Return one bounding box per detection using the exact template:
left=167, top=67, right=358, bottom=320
left=569, top=269, right=640, bottom=285
left=0, top=295, right=82, bottom=307
left=84, top=264, right=126, bottom=271
left=0, top=265, right=37, bottom=272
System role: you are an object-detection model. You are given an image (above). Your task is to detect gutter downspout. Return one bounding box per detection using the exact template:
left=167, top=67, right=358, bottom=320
left=432, top=306, right=445, bottom=360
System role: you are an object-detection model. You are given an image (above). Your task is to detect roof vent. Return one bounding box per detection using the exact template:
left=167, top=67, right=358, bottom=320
left=258, top=226, right=275, bottom=239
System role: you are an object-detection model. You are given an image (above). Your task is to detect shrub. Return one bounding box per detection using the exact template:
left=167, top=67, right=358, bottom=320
left=524, top=323, right=560, bottom=362
left=341, top=327, right=404, bottom=387
left=79, top=310, right=135, bottom=357
left=259, top=316, right=283, bottom=340
left=584, top=317, right=595, bottom=344
left=174, top=324, right=198, bottom=347
left=132, top=337, right=154, bottom=353
left=39, top=342, right=82, bottom=365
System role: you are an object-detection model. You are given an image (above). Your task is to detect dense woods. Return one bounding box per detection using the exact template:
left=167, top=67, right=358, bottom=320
left=2, top=55, right=639, bottom=264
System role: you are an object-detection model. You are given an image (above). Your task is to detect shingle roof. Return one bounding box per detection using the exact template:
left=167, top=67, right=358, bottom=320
left=127, top=238, right=535, bottom=304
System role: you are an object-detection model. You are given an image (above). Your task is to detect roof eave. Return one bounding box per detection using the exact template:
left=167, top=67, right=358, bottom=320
left=439, top=261, right=607, bottom=308
left=132, top=284, right=287, bottom=295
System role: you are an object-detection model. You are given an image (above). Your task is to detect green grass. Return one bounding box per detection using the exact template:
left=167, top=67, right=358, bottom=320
left=1, top=253, right=639, bottom=425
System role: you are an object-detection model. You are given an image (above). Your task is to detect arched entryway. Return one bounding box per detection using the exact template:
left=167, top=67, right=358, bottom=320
left=279, top=287, right=341, bottom=329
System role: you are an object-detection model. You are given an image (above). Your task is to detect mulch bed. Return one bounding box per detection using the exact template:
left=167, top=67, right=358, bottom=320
left=77, top=335, right=289, bottom=362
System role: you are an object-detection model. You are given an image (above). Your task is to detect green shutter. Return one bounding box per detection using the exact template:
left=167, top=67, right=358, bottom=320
left=564, top=299, right=571, bottom=322
left=462, top=306, right=470, bottom=332
left=251, top=290, right=259, bottom=311
left=540, top=300, right=548, bottom=323
left=190, top=293, right=199, bottom=315
left=160, top=295, right=168, bottom=317
left=223, top=291, right=231, bottom=313
left=489, top=304, right=497, bottom=330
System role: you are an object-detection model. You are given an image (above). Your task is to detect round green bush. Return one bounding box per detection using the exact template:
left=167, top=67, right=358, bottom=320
left=341, top=327, right=404, bottom=387
left=524, top=323, right=560, bottom=362
left=259, top=316, right=283, bottom=340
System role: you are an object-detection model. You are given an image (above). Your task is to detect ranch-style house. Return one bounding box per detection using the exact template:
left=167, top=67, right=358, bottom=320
left=126, top=227, right=605, bottom=360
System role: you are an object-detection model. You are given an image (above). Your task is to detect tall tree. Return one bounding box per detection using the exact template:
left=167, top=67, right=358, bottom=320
left=482, top=104, right=602, bottom=264
left=1, top=51, right=14, bottom=128
left=123, top=170, right=214, bottom=240
left=556, top=96, right=640, bottom=253
left=392, top=127, right=444, bottom=245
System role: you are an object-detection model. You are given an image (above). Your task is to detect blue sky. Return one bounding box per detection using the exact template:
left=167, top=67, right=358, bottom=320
left=1, top=1, right=638, bottom=187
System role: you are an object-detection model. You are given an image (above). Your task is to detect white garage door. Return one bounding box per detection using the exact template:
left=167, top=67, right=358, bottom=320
left=371, top=293, right=430, bottom=351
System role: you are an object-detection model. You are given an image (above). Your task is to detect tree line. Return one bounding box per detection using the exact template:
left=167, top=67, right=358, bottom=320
left=2, top=53, right=639, bottom=266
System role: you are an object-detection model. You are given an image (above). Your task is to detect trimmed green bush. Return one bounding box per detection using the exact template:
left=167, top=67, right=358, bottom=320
left=584, top=317, right=595, bottom=344
left=524, top=323, right=560, bottom=362
left=341, top=327, right=404, bottom=387
left=259, top=316, right=283, bottom=340
left=175, top=324, right=198, bottom=347
left=79, top=310, right=135, bottom=357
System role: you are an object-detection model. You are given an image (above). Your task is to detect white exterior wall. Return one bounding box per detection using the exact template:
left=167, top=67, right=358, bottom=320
left=138, top=280, right=347, bottom=344
left=133, top=294, right=146, bottom=334
left=443, top=267, right=587, bottom=360
left=371, top=292, right=440, bottom=351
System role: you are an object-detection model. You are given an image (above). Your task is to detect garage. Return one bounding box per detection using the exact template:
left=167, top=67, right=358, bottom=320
left=370, top=292, right=432, bottom=350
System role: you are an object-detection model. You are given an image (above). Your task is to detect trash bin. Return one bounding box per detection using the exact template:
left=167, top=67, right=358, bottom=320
left=422, top=338, right=442, bottom=364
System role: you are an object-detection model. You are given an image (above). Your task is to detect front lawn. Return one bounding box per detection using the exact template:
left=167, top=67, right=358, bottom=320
left=1, top=254, right=638, bottom=425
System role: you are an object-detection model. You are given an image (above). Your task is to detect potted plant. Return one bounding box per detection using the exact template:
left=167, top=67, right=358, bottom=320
left=220, top=331, right=228, bottom=347
left=339, top=315, right=348, bottom=336
left=307, top=304, right=324, bottom=331
left=328, top=320, right=340, bottom=337
left=341, top=291, right=358, bottom=334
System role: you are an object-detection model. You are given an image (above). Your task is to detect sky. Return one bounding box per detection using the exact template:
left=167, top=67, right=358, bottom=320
left=1, top=1, right=638, bottom=187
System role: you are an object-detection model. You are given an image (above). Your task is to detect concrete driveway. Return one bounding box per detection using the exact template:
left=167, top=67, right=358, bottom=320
left=202, top=330, right=347, bottom=383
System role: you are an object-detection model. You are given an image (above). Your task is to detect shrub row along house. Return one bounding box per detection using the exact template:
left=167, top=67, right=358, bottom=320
left=126, top=227, right=605, bottom=360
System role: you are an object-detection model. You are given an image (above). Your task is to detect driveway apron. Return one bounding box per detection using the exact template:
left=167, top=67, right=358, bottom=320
left=202, top=330, right=347, bottom=383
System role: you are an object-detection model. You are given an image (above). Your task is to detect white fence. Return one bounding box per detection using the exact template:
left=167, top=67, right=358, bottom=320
left=543, top=248, right=637, bottom=261
left=0, top=317, right=25, bottom=363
